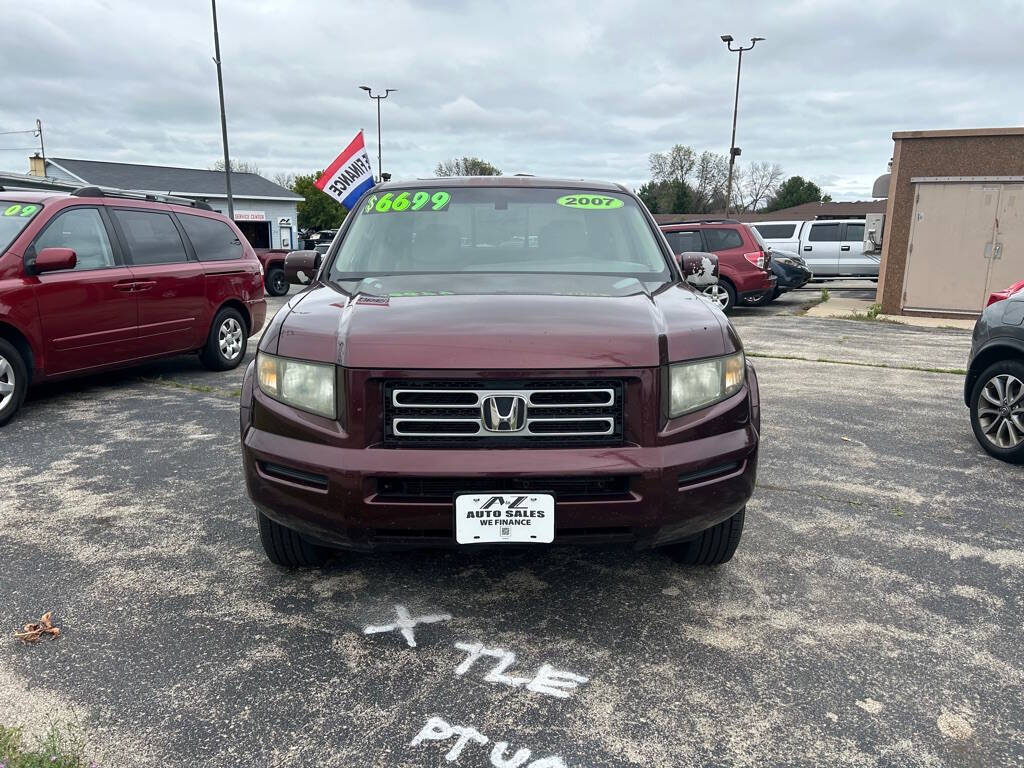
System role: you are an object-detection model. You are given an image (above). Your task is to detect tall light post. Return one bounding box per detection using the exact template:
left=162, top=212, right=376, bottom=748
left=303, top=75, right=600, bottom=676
left=211, top=0, right=234, bottom=218
left=720, top=35, right=763, bottom=215
left=359, top=86, right=396, bottom=180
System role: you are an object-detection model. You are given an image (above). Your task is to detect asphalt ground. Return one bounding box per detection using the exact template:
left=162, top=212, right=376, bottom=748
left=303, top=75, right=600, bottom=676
left=2, top=286, right=1023, bottom=768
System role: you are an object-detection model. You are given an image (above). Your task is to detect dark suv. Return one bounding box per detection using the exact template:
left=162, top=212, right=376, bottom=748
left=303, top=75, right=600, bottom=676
left=965, top=280, right=1024, bottom=463
left=660, top=220, right=776, bottom=313
left=0, top=186, right=265, bottom=426
left=241, top=178, right=760, bottom=568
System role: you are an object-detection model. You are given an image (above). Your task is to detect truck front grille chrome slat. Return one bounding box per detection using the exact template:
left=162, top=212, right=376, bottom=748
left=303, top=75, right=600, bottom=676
left=384, top=380, right=624, bottom=446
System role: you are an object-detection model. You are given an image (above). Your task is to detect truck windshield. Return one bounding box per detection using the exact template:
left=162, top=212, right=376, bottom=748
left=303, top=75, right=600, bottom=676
left=1, top=202, right=43, bottom=251
left=329, top=187, right=671, bottom=281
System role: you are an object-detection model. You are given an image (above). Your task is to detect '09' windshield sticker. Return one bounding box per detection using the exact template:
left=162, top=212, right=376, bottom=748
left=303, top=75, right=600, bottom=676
left=3, top=204, right=40, bottom=217
left=556, top=194, right=623, bottom=210
left=364, top=190, right=451, bottom=214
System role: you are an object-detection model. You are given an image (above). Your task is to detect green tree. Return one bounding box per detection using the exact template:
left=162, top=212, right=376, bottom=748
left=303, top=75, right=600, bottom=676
left=293, top=172, right=348, bottom=232
left=435, top=157, right=502, bottom=176
left=765, top=176, right=827, bottom=211
left=638, top=179, right=692, bottom=214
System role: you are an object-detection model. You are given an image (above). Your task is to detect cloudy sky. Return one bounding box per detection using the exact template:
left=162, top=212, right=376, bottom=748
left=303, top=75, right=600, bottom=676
left=3, top=0, right=1021, bottom=200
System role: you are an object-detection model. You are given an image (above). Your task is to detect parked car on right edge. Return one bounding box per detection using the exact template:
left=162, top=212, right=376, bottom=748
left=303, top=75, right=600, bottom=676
left=965, top=279, right=1024, bottom=463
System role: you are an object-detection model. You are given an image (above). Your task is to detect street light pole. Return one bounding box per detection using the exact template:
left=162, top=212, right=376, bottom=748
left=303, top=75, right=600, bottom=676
left=211, top=0, right=234, bottom=219
left=359, top=86, right=396, bottom=180
left=720, top=35, right=763, bottom=216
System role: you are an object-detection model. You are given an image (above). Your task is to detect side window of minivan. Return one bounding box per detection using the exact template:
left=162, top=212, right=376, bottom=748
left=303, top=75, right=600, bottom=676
left=178, top=214, right=243, bottom=261
left=112, top=209, right=189, bottom=265
left=33, top=207, right=115, bottom=270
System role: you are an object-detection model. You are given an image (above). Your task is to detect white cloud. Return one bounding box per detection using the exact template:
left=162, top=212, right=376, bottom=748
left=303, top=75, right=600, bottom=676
left=1, top=0, right=1021, bottom=200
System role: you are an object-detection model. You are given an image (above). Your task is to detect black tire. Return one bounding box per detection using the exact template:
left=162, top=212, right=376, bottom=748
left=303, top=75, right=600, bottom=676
left=663, top=507, right=745, bottom=566
left=749, top=287, right=778, bottom=306
left=199, top=307, right=248, bottom=371
left=0, top=338, right=29, bottom=427
left=257, top=510, right=331, bottom=567
left=702, top=279, right=737, bottom=314
left=265, top=267, right=289, bottom=297
left=969, top=359, right=1024, bottom=464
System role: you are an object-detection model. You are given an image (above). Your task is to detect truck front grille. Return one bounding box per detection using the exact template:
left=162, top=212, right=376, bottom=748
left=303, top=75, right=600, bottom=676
left=383, top=379, right=624, bottom=447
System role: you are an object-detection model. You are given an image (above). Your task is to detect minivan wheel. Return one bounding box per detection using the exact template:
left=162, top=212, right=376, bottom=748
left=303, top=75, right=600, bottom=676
left=265, top=267, right=289, bottom=297
left=702, top=281, right=736, bottom=313
left=257, top=510, right=331, bottom=567
left=200, top=307, right=248, bottom=371
left=664, top=508, right=745, bottom=566
left=970, top=359, right=1024, bottom=464
left=0, top=339, right=28, bottom=427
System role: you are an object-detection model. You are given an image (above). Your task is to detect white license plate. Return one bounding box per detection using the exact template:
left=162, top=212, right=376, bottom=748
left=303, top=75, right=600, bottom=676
left=454, top=493, right=555, bottom=544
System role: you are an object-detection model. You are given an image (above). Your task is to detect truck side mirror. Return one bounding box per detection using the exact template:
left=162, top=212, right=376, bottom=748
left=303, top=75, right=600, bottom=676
left=284, top=250, right=319, bottom=285
left=679, top=251, right=719, bottom=287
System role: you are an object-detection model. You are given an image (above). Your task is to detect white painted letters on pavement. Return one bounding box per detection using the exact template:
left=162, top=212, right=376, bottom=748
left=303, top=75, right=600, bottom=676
left=454, top=642, right=589, bottom=699
left=410, top=715, right=567, bottom=767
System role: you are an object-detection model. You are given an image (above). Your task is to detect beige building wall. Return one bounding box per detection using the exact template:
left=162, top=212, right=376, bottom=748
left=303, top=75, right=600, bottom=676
left=876, top=127, right=1024, bottom=315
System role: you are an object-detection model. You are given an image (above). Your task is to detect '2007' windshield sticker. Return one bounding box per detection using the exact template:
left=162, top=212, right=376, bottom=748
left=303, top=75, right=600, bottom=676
left=556, top=194, right=623, bottom=210
left=3, top=204, right=40, bottom=217
left=364, top=190, right=451, bottom=214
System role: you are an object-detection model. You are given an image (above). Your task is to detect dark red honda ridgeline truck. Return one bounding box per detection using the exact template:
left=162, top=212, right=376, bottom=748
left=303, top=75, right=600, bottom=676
left=240, top=177, right=760, bottom=567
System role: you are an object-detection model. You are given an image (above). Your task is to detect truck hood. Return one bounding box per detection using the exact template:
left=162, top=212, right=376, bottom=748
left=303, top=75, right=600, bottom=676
left=271, top=274, right=733, bottom=369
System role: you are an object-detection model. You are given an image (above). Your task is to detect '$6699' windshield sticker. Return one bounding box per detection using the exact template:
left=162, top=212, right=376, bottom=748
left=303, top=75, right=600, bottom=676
left=364, top=190, right=451, bottom=214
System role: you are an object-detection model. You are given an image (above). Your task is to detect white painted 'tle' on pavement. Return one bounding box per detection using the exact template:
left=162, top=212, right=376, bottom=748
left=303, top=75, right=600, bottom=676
left=363, top=604, right=453, bottom=648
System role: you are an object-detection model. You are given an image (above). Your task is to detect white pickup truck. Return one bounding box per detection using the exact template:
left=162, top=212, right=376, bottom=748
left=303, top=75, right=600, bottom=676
left=753, top=219, right=882, bottom=277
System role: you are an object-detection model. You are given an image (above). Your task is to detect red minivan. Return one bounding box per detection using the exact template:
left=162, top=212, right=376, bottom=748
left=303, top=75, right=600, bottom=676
left=0, top=187, right=266, bottom=425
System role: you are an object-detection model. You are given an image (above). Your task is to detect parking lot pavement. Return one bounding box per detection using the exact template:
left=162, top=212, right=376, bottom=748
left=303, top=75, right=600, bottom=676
left=2, top=307, right=1023, bottom=767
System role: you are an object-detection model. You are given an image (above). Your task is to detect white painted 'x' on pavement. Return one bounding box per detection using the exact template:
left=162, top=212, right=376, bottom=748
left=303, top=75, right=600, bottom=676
left=363, top=604, right=452, bottom=648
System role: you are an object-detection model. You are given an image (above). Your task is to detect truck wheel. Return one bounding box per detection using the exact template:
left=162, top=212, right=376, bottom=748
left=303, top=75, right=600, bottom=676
left=970, top=359, right=1024, bottom=464
left=257, top=510, right=331, bottom=567
left=265, top=267, right=289, bottom=297
left=200, top=307, right=248, bottom=371
left=0, top=339, right=28, bottom=427
left=664, top=508, right=745, bottom=566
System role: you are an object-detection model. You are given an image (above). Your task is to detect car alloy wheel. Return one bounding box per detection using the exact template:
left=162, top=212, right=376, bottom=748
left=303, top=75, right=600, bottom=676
left=0, top=353, right=15, bottom=412
left=219, top=317, right=244, bottom=361
left=977, top=373, right=1024, bottom=449
left=702, top=284, right=730, bottom=310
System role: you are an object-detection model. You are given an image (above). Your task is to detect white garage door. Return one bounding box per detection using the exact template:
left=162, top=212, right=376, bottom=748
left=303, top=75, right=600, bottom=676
left=903, top=182, right=1024, bottom=313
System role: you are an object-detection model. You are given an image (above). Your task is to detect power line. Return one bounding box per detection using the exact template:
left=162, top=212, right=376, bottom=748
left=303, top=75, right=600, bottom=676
left=0, top=129, right=38, bottom=136
left=0, top=146, right=40, bottom=151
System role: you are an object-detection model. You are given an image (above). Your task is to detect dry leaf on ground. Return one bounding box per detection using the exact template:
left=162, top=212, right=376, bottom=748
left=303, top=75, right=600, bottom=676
left=14, top=611, right=61, bottom=644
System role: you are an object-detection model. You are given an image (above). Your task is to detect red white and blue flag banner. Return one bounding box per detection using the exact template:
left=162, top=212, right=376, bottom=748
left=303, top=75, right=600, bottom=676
left=314, top=130, right=376, bottom=209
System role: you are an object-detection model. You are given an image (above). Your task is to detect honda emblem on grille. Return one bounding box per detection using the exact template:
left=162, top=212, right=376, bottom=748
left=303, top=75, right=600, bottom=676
left=481, top=395, right=527, bottom=432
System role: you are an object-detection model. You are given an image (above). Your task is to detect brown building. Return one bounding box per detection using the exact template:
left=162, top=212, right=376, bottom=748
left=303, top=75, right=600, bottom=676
left=875, top=127, right=1024, bottom=316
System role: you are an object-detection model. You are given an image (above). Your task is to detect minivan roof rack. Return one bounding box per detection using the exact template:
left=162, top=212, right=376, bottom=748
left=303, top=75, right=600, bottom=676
left=70, top=185, right=214, bottom=211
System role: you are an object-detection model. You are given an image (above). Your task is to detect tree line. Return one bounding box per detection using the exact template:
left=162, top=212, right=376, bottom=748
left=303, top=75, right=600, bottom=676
left=637, top=144, right=830, bottom=214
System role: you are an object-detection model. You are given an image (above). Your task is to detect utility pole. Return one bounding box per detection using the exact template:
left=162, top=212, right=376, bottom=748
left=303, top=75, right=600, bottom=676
left=211, top=0, right=234, bottom=218
left=720, top=35, right=763, bottom=215
left=35, top=119, right=45, bottom=161
left=359, top=86, right=396, bottom=180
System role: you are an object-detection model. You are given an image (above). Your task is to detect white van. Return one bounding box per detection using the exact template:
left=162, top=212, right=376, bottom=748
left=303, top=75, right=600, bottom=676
left=753, top=220, right=878, bottom=277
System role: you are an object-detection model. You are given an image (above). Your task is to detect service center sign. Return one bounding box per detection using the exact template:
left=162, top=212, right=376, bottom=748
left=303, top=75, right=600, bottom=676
left=234, top=210, right=266, bottom=221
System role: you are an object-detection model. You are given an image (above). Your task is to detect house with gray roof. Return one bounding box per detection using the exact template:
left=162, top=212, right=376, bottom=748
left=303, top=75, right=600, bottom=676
left=32, top=155, right=303, bottom=250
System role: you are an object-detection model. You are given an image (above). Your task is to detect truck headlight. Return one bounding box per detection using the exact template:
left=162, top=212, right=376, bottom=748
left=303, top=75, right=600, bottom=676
left=257, top=351, right=336, bottom=418
left=668, top=352, right=745, bottom=417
